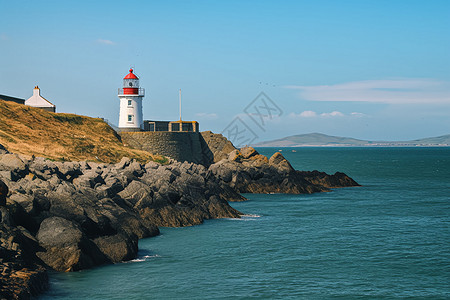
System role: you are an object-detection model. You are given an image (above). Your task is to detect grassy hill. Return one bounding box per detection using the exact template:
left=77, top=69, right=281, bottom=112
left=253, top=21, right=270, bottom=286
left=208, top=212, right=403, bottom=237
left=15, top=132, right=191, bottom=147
left=253, top=132, right=450, bottom=147
left=0, top=100, right=163, bottom=163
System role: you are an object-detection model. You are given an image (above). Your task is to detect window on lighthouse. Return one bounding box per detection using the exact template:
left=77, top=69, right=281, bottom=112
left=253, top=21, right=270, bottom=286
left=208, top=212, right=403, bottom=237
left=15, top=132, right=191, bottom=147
left=127, top=100, right=132, bottom=106
left=128, top=115, right=133, bottom=122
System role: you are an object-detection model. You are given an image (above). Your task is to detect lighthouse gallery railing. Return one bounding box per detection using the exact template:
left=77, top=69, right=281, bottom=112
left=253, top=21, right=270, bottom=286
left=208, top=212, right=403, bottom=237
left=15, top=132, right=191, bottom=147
left=118, top=88, right=145, bottom=96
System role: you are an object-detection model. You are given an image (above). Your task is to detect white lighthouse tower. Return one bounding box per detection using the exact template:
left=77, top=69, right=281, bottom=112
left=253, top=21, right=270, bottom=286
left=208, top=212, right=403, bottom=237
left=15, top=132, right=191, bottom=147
left=118, top=68, right=145, bottom=131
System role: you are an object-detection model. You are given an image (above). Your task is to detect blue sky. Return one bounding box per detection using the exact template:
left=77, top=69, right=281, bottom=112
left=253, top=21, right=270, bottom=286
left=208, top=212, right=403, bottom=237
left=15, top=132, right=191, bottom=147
left=1, top=0, right=449, bottom=143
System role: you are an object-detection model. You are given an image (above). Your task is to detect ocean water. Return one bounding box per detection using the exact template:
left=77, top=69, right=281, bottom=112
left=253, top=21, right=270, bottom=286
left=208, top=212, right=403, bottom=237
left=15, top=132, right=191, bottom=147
left=39, top=148, right=450, bottom=299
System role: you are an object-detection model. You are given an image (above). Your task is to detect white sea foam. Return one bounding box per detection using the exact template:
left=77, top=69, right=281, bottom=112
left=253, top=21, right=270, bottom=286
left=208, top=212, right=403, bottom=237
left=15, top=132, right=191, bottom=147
left=127, top=254, right=160, bottom=263
left=241, top=214, right=261, bottom=218
left=225, top=214, right=261, bottom=221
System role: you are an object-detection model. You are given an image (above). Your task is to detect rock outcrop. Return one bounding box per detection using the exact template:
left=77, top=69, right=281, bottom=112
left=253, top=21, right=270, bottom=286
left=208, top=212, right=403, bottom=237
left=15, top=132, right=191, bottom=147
left=200, top=131, right=237, bottom=164
left=0, top=142, right=359, bottom=299
left=209, top=148, right=359, bottom=195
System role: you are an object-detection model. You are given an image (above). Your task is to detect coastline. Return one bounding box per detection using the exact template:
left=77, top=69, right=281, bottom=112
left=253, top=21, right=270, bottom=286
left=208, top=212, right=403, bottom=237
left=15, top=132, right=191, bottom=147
left=38, top=147, right=450, bottom=299
left=0, top=143, right=359, bottom=299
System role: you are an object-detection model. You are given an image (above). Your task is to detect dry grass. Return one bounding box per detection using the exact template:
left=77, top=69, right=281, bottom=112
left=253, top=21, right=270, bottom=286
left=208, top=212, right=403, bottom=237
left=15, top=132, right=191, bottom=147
left=0, top=100, right=164, bottom=163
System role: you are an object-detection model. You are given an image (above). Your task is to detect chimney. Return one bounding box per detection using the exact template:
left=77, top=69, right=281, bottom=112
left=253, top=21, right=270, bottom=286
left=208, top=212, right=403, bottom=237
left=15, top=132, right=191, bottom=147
left=33, top=86, right=40, bottom=96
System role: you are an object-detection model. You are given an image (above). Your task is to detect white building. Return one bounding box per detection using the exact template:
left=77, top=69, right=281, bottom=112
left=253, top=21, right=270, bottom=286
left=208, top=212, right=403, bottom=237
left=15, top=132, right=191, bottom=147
left=118, top=69, right=145, bottom=131
left=25, top=86, right=56, bottom=112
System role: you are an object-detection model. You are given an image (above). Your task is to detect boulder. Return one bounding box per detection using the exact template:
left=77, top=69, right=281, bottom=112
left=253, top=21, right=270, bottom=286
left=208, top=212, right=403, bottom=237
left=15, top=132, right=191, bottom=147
left=227, top=149, right=242, bottom=162
left=0, top=170, right=12, bottom=181
left=36, top=217, right=109, bottom=271
left=208, top=161, right=233, bottom=183
left=118, top=180, right=153, bottom=207
left=269, top=152, right=294, bottom=172
left=0, top=154, right=28, bottom=180
left=8, top=193, right=33, bottom=214
left=28, top=157, right=61, bottom=180
left=54, top=161, right=83, bottom=181
left=96, top=175, right=126, bottom=199
left=93, top=233, right=138, bottom=262
left=115, top=157, right=131, bottom=170
left=242, top=154, right=269, bottom=167
left=239, top=146, right=258, bottom=159
left=122, top=161, right=145, bottom=181
left=144, top=160, right=160, bottom=170
left=72, top=170, right=104, bottom=189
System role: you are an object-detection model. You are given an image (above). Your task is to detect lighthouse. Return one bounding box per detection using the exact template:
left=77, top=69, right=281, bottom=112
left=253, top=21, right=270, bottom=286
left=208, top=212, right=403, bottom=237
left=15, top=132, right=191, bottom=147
left=118, top=68, right=145, bottom=131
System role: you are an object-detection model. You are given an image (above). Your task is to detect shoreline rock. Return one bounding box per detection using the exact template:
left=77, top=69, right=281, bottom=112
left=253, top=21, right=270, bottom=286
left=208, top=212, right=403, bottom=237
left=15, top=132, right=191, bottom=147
left=0, top=145, right=359, bottom=299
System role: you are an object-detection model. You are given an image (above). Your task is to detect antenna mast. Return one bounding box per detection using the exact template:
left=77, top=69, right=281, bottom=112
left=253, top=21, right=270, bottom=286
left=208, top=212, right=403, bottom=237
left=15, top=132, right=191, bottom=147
left=179, top=89, right=182, bottom=121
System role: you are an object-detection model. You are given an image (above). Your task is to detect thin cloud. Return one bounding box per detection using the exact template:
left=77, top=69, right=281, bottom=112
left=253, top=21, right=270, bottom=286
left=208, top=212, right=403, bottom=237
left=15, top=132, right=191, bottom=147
left=350, top=112, right=366, bottom=117
left=97, top=39, right=115, bottom=45
left=196, top=112, right=218, bottom=120
left=289, top=111, right=362, bottom=119
left=285, top=78, right=450, bottom=104
left=297, top=110, right=317, bottom=117
left=321, top=111, right=344, bottom=117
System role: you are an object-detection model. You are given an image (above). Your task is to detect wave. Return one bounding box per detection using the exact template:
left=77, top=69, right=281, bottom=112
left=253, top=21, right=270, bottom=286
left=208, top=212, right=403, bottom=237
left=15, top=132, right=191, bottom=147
left=224, top=214, right=262, bottom=221
left=127, top=254, right=160, bottom=263
left=242, top=214, right=261, bottom=218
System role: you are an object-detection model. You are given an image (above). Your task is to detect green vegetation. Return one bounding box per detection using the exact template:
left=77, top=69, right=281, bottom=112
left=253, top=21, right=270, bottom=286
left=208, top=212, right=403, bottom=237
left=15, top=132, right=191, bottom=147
left=53, top=114, right=84, bottom=125
left=152, top=155, right=169, bottom=165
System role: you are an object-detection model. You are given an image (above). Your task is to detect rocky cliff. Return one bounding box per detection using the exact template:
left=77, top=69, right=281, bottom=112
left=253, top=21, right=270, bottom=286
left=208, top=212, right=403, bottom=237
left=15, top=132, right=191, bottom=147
left=0, top=138, right=359, bottom=299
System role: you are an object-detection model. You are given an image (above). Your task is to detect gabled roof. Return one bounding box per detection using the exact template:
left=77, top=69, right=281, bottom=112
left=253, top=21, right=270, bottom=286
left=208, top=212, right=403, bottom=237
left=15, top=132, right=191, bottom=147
left=25, top=86, right=55, bottom=108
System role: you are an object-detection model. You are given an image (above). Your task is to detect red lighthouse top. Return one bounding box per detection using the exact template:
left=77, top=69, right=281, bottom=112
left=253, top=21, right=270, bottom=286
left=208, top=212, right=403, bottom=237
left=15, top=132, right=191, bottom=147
left=124, top=68, right=138, bottom=79
left=119, top=68, right=144, bottom=96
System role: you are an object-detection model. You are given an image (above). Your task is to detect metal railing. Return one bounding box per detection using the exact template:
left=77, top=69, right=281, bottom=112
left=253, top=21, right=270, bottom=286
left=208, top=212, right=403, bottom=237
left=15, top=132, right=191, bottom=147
left=101, top=118, right=120, bottom=132
left=118, top=88, right=145, bottom=96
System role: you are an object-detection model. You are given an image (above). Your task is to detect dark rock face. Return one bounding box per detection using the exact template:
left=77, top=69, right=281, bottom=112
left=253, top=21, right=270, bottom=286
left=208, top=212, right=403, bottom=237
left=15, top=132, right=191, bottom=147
left=0, top=139, right=360, bottom=298
left=297, top=170, right=360, bottom=188
left=1, top=206, right=49, bottom=299
left=0, top=179, right=7, bottom=206
left=0, top=144, right=8, bottom=154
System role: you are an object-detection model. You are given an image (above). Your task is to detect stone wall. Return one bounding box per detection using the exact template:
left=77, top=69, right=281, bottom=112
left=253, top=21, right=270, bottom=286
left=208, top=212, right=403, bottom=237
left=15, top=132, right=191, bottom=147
left=119, top=131, right=237, bottom=166
left=120, top=132, right=205, bottom=164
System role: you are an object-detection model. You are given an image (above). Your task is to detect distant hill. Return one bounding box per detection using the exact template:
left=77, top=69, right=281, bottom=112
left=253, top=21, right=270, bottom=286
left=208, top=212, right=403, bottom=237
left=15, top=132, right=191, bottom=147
left=408, top=135, right=450, bottom=145
left=253, top=132, right=450, bottom=147
left=0, top=100, right=164, bottom=163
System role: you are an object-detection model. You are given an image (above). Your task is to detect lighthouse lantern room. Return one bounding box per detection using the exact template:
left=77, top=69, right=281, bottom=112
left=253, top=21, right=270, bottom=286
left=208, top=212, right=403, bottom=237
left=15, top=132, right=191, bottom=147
left=118, top=68, right=145, bottom=131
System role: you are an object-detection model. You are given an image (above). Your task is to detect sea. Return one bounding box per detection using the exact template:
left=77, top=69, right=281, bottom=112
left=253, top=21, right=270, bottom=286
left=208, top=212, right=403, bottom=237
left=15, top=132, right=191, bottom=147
left=39, top=147, right=450, bottom=299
